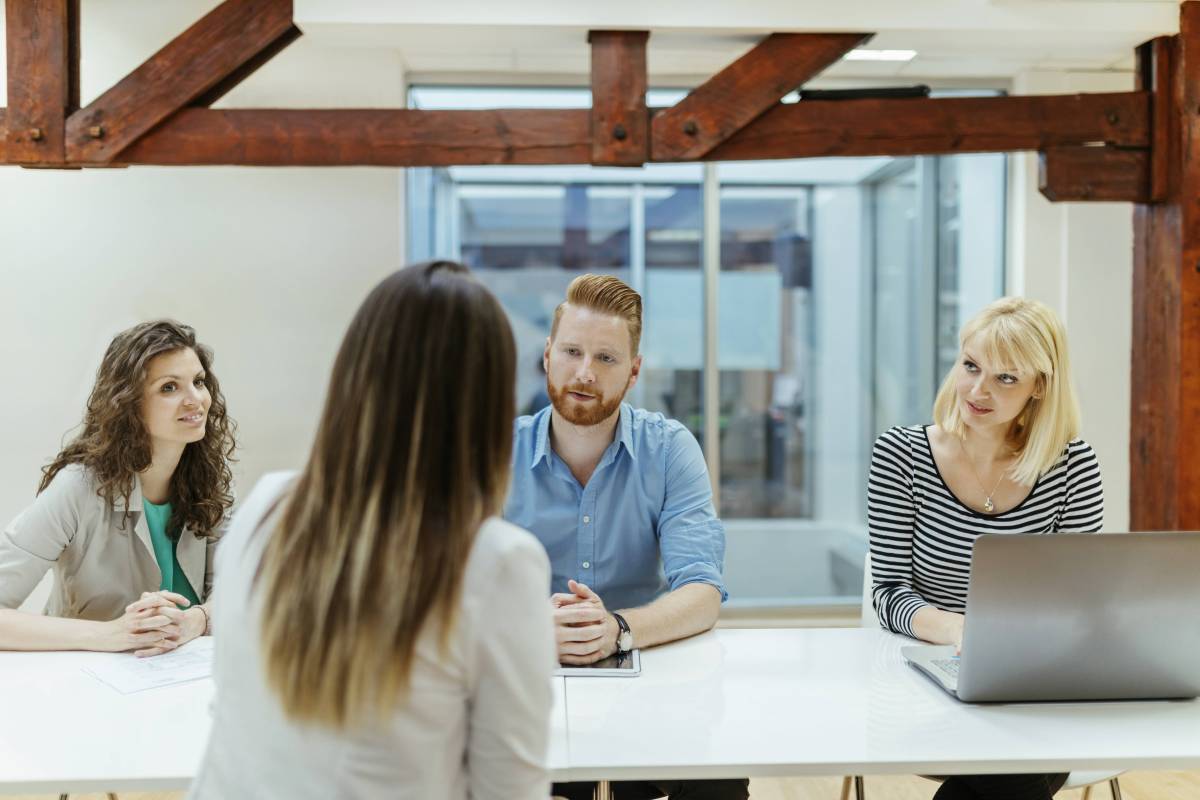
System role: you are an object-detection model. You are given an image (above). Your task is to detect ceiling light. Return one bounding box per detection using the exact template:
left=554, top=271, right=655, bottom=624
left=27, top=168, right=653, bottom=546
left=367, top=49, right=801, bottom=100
left=844, top=49, right=917, bottom=62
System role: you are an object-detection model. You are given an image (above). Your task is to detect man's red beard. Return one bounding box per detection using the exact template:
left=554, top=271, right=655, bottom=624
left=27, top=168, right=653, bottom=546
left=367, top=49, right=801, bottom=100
left=547, top=378, right=626, bottom=426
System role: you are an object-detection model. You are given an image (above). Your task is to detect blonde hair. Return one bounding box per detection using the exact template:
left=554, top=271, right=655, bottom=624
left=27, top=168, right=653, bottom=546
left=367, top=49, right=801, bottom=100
left=932, top=296, right=1081, bottom=485
left=550, top=273, right=643, bottom=354
left=256, top=262, right=516, bottom=728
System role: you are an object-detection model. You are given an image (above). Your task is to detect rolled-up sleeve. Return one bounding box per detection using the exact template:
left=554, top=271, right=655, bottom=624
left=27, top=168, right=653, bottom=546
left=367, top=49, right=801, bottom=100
left=658, top=426, right=727, bottom=601
left=0, top=470, right=80, bottom=610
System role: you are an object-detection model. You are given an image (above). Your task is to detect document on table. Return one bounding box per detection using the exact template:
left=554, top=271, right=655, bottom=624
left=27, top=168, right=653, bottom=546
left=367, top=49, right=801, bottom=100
left=83, top=636, right=214, bottom=694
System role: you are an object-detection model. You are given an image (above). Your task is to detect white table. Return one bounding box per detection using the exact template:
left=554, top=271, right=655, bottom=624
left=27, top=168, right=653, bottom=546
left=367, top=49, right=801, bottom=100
left=561, top=628, right=1200, bottom=781
left=5, top=628, right=1200, bottom=794
left=0, top=649, right=214, bottom=794
left=0, top=647, right=570, bottom=795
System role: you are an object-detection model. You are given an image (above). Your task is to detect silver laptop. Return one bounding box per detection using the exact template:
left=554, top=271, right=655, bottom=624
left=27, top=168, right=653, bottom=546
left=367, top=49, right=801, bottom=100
left=902, top=532, right=1200, bottom=703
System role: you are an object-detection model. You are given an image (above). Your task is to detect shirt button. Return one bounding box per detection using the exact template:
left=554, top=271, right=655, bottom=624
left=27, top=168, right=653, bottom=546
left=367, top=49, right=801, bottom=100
left=583, top=515, right=591, bottom=524
left=582, top=561, right=591, bottom=569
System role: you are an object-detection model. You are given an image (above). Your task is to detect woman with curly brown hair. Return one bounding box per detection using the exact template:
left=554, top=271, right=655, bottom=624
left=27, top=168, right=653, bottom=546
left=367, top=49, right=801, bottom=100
left=0, top=320, right=236, bottom=656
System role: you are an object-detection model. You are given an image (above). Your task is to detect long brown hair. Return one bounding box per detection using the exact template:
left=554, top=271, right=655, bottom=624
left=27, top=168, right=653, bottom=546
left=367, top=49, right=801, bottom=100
left=257, top=261, right=517, bottom=727
left=40, top=320, right=237, bottom=539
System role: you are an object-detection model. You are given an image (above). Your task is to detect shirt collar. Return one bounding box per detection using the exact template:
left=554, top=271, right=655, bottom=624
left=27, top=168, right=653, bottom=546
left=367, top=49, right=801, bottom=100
left=529, top=402, right=638, bottom=468
left=615, top=403, right=637, bottom=461
left=530, top=405, right=554, bottom=469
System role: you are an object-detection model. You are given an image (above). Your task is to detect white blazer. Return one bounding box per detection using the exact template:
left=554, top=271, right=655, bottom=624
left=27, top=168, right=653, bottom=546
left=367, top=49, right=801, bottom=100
left=189, top=472, right=557, bottom=800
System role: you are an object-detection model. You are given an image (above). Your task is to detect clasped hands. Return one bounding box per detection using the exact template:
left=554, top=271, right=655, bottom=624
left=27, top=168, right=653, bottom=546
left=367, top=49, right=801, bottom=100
left=103, top=590, right=206, bottom=658
left=552, top=579, right=619, bottom=665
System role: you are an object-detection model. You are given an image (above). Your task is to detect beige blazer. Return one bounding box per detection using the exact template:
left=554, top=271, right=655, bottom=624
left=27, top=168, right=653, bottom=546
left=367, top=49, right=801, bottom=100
left=0, top=464, right=215, bottom=621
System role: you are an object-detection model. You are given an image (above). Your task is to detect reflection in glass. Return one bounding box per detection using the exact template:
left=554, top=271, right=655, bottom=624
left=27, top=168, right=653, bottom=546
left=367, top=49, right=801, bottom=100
left=717, top=186, right=812, bottom=519
left=406, top=86, right=1007, bottom=608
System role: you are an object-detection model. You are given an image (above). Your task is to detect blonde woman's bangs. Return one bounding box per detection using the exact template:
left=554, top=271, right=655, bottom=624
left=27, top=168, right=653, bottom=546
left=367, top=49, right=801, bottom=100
left=963, top=314, right=1052, bottom=390
left=933, top=296, right=1081, bottom=486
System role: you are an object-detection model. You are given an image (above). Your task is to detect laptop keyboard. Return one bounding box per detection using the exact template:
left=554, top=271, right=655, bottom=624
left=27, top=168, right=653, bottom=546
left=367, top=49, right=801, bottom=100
left=932, top=658, right=961, bottom=677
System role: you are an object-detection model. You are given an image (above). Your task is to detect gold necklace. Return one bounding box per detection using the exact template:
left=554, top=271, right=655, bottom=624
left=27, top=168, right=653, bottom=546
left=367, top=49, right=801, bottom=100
left=958, top=437, right=1007, bottom=513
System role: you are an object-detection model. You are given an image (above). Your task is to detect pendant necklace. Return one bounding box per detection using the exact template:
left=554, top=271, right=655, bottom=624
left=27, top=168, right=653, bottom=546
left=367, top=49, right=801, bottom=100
left=959, top=437, right=1006, bottom=514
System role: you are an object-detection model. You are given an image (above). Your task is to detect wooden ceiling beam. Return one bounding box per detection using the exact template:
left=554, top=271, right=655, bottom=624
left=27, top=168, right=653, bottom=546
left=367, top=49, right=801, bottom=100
left=589, top=30, right=649, bottom=167
left=0, top=0, right=1159, bottom=176
left=4, top=0, right=79, bottom=166
left=652, top=32, right=870, bottom=161
left=192, top=23, right=303, bottom=110
left=707, top=91, right=1149, bottom=161
left=1038, top=146, right=1150, bottom=202
left=107, top=92, right=1148, bottom=167
left=7, top=91, right=1150, bottom=168
left=1138, top=37, right=1174, bottom=202
left=65, top=0, right=297, bottom=164
left=116, top=108, right=592, bottom=166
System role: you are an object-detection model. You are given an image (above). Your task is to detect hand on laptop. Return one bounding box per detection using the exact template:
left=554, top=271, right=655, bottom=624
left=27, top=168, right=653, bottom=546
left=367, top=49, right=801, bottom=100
left=551, top=580, right=619, bottom=665
left=912, top=606, right=965, bottom=650
left=950, top=615, right=964, bottom=654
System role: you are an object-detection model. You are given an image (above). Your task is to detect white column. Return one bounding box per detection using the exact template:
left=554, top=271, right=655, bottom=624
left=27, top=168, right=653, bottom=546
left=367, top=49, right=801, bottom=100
left=811, top=186, right=869, bottom=525
left=1008, top=69, right=1135, bottom=530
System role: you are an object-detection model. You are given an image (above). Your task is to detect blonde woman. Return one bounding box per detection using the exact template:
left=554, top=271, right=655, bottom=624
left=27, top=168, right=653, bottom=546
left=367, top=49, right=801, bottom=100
left=190, top=262, right=556, bottom=800
left=868, top=296, right=1102, bottom=800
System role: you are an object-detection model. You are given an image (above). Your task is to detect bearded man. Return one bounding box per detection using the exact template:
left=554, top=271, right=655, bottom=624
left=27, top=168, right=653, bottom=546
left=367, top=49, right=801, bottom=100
left=505, top=274, right=745, bottom=800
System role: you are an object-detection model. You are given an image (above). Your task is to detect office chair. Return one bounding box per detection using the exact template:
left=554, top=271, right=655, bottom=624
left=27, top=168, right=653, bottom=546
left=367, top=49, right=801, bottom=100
left=839, top=554, right=1124, bottom=800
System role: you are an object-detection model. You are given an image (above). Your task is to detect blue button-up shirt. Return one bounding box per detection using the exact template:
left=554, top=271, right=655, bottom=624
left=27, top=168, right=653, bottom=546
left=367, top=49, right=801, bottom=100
left=505, top=403, right=727, bottom=611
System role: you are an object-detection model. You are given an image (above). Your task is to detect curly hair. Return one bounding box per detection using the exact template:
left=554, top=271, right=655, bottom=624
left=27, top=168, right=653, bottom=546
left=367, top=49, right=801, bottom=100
left=39, top=320, right=237, bottom=540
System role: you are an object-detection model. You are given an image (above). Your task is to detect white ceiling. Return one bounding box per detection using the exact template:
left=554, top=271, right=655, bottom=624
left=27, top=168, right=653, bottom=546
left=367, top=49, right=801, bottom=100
left=295, top=0, right=1178, bottom=83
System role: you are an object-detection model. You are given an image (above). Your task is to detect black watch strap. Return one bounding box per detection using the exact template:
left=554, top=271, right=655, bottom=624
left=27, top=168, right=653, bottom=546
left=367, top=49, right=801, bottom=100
left=612, top=612, right=631, bottom=654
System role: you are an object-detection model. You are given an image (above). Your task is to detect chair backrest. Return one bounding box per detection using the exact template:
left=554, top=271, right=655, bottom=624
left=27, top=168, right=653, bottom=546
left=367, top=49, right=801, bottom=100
left=861, top=552, right=879, bottom=629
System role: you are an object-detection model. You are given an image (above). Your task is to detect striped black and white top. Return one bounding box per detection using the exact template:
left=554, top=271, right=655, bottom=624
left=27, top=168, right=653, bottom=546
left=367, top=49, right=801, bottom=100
left=868, top=425, right=1104, bottom=637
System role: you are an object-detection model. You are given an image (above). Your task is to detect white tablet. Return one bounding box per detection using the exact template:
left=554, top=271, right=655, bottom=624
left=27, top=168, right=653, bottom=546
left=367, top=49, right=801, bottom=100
left=555, top=649, right=641, bottom=677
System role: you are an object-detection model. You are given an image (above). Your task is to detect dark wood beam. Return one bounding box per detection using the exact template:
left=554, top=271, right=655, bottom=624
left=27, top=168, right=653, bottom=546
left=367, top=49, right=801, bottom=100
left=116, top=108, right=591, bottom=166
left=192, top=24, right=303, bottom=109
left=108, top=92, right=1149, bottom=168
left=589, top=30, right=649, bottom=167
left=65, top=0, right=296, bottom=163
left=707, top=91, right=1149, bottom=161
left=1138, top=37, right=1174, bottom=203
left=652, top=33, right=869, bottom=162
left=5, top=0, right=79, bottom=165
left=1038, top=146, right=1150, bottom=202
left=1131, top=5, right=1200, bottom=530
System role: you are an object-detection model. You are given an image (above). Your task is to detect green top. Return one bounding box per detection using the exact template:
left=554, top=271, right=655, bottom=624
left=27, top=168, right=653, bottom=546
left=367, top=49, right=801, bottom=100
left=141, top=499, right=200, bottom=606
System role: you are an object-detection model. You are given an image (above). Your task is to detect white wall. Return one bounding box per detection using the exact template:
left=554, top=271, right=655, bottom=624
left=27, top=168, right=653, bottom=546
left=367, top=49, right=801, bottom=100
left=1008, top=70, right=1134, bottom=531
left=0, top=3, right=408, bottom=567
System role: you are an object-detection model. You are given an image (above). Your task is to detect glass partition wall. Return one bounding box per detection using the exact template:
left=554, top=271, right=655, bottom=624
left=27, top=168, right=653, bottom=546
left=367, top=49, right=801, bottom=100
left=408, top=86, right=1006, bottom=609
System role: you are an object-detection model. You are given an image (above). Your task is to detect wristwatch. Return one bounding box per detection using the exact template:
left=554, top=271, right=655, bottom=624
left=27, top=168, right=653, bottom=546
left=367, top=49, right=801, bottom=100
left=612, top=612, right=633, bottom=655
